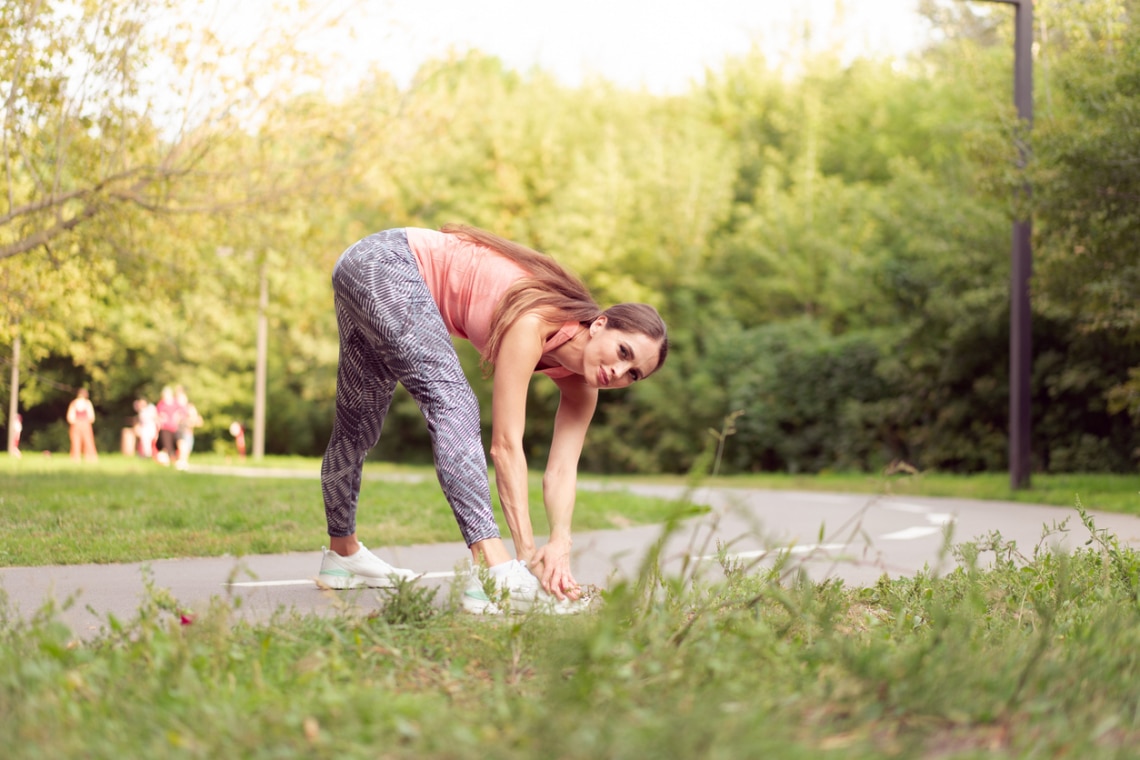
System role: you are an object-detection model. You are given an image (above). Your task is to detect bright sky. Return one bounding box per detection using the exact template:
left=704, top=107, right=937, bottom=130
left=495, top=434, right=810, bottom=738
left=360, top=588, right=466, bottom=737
left=211, top=0, right=931, bottom=95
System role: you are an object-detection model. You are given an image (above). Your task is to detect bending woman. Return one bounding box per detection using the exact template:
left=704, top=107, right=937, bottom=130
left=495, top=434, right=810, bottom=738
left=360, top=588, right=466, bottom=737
left=318, top=225, right=668, bottom=613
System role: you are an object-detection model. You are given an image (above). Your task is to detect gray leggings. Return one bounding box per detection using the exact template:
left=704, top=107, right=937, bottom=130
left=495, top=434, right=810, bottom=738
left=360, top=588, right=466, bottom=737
left=320, top=229, right=500, bottom=547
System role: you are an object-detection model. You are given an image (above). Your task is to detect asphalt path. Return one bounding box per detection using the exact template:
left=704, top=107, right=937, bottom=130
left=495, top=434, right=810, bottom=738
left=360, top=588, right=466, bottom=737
left=4, top=468, right=1139, bottom=638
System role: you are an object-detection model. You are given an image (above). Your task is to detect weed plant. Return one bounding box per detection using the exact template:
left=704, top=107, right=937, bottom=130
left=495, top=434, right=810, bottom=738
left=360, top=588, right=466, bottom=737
left=4, top=500, right=1140, bottom=758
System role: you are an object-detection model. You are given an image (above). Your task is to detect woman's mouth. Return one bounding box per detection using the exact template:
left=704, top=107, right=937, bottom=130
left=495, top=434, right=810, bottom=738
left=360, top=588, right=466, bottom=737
left=597, top=367, right=609, bottom=387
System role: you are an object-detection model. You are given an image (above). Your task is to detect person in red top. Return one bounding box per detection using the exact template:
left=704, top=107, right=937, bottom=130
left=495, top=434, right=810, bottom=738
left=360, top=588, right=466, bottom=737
left=66, top=388, right=98, bottom=461
left=154, top=385, right=185, bottom=466
left=318, top=225, right=669, bottom=614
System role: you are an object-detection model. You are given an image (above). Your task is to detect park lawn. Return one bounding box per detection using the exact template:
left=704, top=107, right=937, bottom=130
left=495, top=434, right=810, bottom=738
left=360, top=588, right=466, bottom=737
left=0, top=454, right=685, bottom=567
left=1, top=453, right=1137, bottom=566
left=601, top=469, right=1140, bottom=516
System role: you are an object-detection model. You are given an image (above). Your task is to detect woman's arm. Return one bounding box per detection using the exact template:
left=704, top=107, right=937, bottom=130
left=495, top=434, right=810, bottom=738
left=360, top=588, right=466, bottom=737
left=488, top=313, right=550, bottom=564
left=531, top=373, right=598, bottom=599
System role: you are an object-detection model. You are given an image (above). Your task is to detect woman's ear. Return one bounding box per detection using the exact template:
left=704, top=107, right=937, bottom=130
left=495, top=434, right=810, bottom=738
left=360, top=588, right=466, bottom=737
left=590, top=315, right=608, bottom=335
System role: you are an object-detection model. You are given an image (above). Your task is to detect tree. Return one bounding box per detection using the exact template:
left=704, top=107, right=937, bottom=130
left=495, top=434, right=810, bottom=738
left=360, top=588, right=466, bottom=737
left=1032, top=0, right=1140, bottom=427
left=0, top=0, right=368, bottom=448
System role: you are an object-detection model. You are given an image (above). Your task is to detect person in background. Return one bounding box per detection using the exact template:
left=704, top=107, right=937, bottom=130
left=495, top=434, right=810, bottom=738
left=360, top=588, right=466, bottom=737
left=154, top=385, right=184, bottom=466
left=229, top=421, right=247, bottom=459
left=318, top=225, right=668, bottom=614
left=174, top=387, right=203, bottom=471
left=9, top=413, right=22, bottom=458
left=133, top=397, right=158, bottom=458
left=66, top=389, right=98, bottom=461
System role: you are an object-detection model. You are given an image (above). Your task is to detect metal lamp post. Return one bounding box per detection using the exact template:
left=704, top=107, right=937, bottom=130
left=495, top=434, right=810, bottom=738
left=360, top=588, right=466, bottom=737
left=971, top=0, right=1034, bottom=489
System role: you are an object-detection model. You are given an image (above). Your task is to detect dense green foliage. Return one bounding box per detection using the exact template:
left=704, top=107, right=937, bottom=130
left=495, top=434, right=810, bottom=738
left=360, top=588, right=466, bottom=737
left=5, top=505, right=1140, bottom=757
left=2, top=0, right=1138, bottom=475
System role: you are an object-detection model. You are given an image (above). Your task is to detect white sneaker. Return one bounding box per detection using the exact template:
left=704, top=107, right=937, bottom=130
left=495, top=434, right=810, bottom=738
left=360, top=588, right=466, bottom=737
left=317, top=544, right=419, bottom=589
left=461, top=559, right=591, bottom=615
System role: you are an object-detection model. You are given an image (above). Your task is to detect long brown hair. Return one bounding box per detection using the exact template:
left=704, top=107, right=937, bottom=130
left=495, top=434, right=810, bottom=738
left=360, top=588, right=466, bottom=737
left=440, top=224, right=668, bottom=373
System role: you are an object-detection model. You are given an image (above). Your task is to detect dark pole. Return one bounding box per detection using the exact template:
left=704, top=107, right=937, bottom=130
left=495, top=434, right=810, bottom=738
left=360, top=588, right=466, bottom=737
left=1010, top=0, right=1033, bottom=490
left=253, top=259, right=268, bottom=461
left=975, top=0, right=1033, bottom=489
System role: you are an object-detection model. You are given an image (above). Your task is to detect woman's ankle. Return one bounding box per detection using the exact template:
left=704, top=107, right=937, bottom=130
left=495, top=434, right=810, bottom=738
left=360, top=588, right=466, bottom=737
left=329, top=535, right=360, bottom=557
left=470, top=538, right=512, bottom=567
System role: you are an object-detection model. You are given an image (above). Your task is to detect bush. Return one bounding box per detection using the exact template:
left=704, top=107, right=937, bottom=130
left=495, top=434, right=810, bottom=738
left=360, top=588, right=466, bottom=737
left=724, top=319, right=894, bottom=473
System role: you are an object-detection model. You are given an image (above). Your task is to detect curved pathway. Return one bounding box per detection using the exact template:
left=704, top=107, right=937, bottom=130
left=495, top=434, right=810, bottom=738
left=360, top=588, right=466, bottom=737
left=3, top=476, right=1139, bottom=637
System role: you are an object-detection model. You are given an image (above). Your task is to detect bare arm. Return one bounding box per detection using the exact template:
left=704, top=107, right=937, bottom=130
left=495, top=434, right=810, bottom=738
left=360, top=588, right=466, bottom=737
left=488, top=313, right=550, bottom=563
left=531, top=373, right=598, bottom=599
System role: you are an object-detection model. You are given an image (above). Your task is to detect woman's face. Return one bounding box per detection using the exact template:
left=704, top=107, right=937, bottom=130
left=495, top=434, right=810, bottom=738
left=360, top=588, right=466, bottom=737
left=582, top=317, right=661, bottom=390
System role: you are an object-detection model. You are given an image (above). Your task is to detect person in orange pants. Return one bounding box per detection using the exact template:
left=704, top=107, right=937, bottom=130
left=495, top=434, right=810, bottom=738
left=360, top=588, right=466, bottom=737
left=66, top=388, right=98, bottom=461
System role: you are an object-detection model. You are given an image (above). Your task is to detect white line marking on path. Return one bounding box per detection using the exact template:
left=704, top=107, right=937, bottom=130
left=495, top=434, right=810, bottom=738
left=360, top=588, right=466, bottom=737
left=883, top=502, right=933, bottom=514
left=783, top=493, right=865, bottom=505
left=884, top=503, right=956, bottom=527
left=226, top=570, right=460, bottom=588
left=226, top=519, right=956, bottom=588
left=694, top=543, right=848, bottom=562
left=881, top=526, right=941, bottom=540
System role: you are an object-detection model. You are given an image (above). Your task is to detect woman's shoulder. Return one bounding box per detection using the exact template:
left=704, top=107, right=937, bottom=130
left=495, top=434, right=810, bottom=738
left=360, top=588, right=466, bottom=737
left=509, top=311, right=570, bottom=339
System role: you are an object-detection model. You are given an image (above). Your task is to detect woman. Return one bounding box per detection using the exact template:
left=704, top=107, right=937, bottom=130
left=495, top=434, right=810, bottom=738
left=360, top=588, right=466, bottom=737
left=174, top=387, right=203, bottom=471
left=154, top=385, right=184, bottom=466
left=66, top=388, right=98, bottom=461
left=133, top=397, right=158, bottom=458
left=318, top=225, right=668, bottom=614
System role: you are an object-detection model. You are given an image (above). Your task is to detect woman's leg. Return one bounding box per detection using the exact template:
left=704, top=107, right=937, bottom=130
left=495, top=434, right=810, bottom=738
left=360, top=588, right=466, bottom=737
left=320, top=298, right=398, bottom=539
left=157, top=430, right=173, bottom=465
left=322, top=230, right=500, bottom=548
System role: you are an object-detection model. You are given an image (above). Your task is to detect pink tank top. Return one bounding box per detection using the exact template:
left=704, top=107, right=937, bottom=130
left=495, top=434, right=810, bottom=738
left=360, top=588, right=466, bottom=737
left=405, top=228, right=585, bottom=378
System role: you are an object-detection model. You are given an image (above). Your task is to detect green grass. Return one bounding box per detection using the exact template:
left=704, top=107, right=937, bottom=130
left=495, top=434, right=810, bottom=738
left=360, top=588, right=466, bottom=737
left=4, top=455, right=1140, bottom=756
left=4, top=505, right=1140, bottom=758
left=599, top=469, right=1140, bottom=516
left=0, top=454, right=684, bottom=567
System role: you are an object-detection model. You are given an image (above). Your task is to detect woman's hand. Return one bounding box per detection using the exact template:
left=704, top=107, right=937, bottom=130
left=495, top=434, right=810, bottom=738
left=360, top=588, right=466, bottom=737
left=530, top=537, right=581, bottom=601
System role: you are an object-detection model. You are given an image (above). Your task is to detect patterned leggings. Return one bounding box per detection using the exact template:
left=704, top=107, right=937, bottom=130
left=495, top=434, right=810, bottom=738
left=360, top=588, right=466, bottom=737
left=320, top=229, right=500, bottom=547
